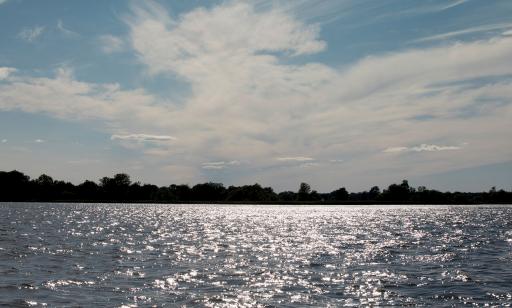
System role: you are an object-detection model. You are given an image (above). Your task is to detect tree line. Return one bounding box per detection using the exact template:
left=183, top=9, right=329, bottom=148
left=0, top=170, right=511, bottom=204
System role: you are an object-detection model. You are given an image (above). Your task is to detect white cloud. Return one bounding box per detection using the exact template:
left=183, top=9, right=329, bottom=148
left=66, top=159, right=100, bottom=165
left=126, top=1, right=325, bottom=76
left=0, top=0, right=7, bottom=5
left=415, top=23, right=512, bottom=43
left=201, top=160, right=241, bottom=169
left=276, top=157, right=315, bottom=162
left=57, top=20, right=79, bottom=37
left=1, top=139, right=7, bottom=143
left=111, top=134, right=176, bottom=142
left=384, top=144, right=461, bottom=153
left=35, top=139, right=45, bottom=143
left=393, top=0, right=469, bottom=16
left=2, top=2, right=512, bottom=190
left=0, top=67, right=16, bottom=80
left=18, top=26, right=45, bottom=42
left=438, top=0, right=469, bottom=11
left=299, top=162, right=320, bottom=168
left=202, top=164, right=224, bottom=170
left=0, top=66, right=172, bottom=128
left=329, top=159, right=344, bottom=163
left=99, top=35, right=125, bottom=54
left=144, top=148, right=172, bottom=156
left=383, top=147, right=408, bottom=153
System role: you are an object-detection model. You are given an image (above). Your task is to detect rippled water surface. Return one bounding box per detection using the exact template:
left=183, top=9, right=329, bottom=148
left=1, top=203, right=512, bottom=307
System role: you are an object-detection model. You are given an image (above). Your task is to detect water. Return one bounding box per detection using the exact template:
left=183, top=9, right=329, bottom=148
left=1, top=203, right=511, bottom=307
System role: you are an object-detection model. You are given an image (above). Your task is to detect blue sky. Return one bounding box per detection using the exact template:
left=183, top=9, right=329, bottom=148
left=1, top=0, right=511, bottom=192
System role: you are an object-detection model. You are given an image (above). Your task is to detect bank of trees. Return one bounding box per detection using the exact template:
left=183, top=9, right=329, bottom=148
left=0, top=170, right=511, bottom=204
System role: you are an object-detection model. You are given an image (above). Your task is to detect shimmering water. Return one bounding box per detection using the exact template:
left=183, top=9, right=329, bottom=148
left=1, top=203, right=512, bottom=307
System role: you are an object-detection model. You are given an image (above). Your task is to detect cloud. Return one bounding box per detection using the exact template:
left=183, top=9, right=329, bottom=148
left=2, top=2, right=512, bottom=190
left=0, top=0, right=7, bottom=5
left=299, top=162, right=320, bottom=168
left=34, top=139, right=45, bottom=143
left=329, top=159, right=344, bottom=163
left=99, top=35, right=125, bottom=54
left=201, top=164, right=224, bottom=170
left=414, top=23, right=512, bottom=43
left=111, top=134, right=176, bottom=142
left=437, top=0, right=469, bottom=11
left=57, top=20, right=79, bottom=37
left=201, top=160, right=241, bottom=170
left=66, top=159, right=100, bottom=165
left=384, top=144, right=462, bottom=153
left=18, top=26, right=45, bottom=42
left=276, top=157, right=315, bottom=162
left=0, top=66, right=172, bottom=129
left=392, top=0, right=469, bottom=16
left=1, top=139, right=7, bottom=143
left=0, top=67, right=16, bottom=80
left=125, top=1, right=326, bottom=76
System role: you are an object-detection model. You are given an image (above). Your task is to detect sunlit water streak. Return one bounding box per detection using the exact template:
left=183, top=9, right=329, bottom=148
left=1, top=203, right=511, bottom=307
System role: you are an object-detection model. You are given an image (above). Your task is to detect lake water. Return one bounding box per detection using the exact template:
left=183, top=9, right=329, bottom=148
left=1, top=203, right=511, bottom=307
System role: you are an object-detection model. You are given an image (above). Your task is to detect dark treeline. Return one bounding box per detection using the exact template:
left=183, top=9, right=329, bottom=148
left=1, top=170, right=511, bottom=204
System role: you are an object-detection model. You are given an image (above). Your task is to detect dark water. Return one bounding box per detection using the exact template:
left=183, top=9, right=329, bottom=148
left=1, top=203, right=511, bottom=307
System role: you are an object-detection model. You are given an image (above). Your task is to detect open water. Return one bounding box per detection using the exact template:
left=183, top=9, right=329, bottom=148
left=1, top=203, right=511, bottom=307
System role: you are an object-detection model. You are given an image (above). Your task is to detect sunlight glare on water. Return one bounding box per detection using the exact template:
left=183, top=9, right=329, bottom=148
left=1, top=203, right=512, bottom=306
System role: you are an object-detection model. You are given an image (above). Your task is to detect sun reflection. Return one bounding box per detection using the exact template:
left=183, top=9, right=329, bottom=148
left=1, top=204, right=512, bottom=306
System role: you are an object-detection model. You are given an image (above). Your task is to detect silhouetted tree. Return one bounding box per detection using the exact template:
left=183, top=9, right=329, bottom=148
left=191, top=182, right=225, bottom=201
left=0, top=170, right=31, bottom=201
left=169, top=184, right=191, bottom=202
left=382, top=180, right=413, bottom=202
left=129, top=182, right=159, bottom=201
left=226, top=184, right=277, bottom=202
left=53, top=180, right=76, bottom=200
left=100, top=173, right=132, bottom=201
left=33, top=174, right=55, bottom=200
left=369, top=186, right=380, bottom=200
left=1, top=170, right=512, bottom=204
left=297, top=182, right=311, bottom=201
left=35, top=174, right=54, bottom=186
left=331, top=187, right=349, bottom=201
left=77, top=180, right=99, bottom=200
left=310, top=190, right=321, bottom=201
left=278, top=191, right=297, bottom=201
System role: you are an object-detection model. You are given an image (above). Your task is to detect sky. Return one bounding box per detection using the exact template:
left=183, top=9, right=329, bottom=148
left=0, top=0, right=511, bottom=192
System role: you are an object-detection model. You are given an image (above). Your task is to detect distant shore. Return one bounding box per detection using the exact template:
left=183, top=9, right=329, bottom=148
left=3, top=200, right=511, bottom=205
left=1, top=170, right=511, bottom=204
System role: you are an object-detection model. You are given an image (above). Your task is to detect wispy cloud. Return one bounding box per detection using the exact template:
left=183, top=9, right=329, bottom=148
left=395, top=0, right=469, bottom=16
left=111, top=134, right=176, bottom=142
left=66, top=159, right=100, bottom=165
left=99, top=35, right=125, bottom=54
left=57, top=20, right=79, bottom=37
left=414, top=23, right=512, bottom=43
left=383, top=144, right=462, bottom=153
left=1, top=139, right=7, bottom=143
left=202, top=160, right=241, bottom=170
left=276, top=157, right=315, bottom=162
left=2, top=2, right=512, bottom=189
left=0, top=67, right=16, bottom=80
left=18, top=26, right=45, bottom=42
left=34, top=139, right=45, bottom=143
left=438, top=0, right=469, bottom=11
left=0, top=0, right=8, bottom=5
left=299, top=162, right=320, bottom=168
